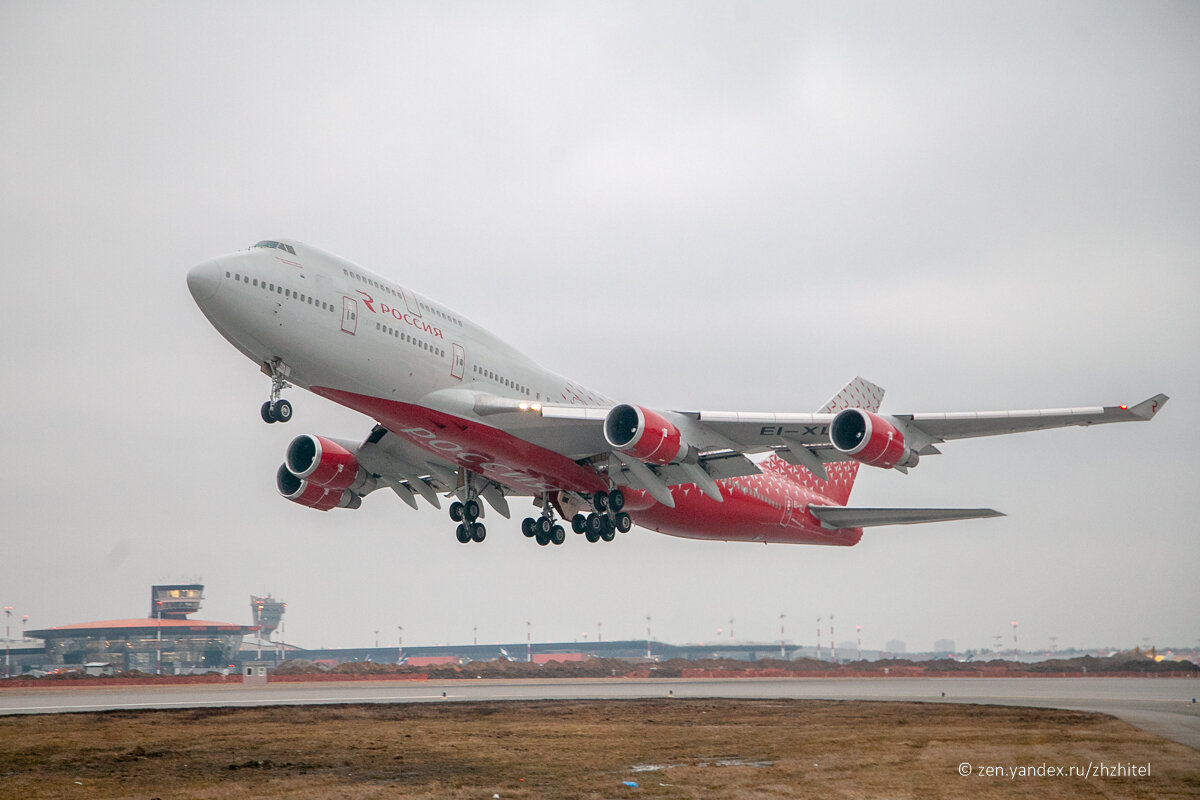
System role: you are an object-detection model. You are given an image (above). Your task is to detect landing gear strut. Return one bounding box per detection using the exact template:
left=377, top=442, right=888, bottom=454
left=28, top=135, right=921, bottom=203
left=261, top=359, right=293, bottom=424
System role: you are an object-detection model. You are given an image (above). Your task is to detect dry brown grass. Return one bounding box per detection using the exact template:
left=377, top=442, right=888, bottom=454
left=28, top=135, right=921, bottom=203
left=0, top=699, right=1196, bottom=799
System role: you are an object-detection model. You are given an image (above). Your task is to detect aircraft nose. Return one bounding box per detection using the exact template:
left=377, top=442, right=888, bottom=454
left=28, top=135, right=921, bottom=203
left=186, top=259, right=222, bottom=305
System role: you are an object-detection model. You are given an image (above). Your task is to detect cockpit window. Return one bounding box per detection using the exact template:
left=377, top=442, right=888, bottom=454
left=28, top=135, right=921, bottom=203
left=253, top=241, right=296, bottom=255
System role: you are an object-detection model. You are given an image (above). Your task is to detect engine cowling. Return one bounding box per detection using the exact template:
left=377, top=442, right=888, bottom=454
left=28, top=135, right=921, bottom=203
left=285, top=434, right=373, bottom=492
left=830, top=408, right=919, bottom=470
left=276, top=464, right=362, bottom=511
left=603, top=404, right=689, bottom=465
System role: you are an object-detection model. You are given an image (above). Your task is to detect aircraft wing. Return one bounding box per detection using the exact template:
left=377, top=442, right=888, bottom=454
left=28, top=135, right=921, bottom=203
left=808, top=505, right=1004, bottom=530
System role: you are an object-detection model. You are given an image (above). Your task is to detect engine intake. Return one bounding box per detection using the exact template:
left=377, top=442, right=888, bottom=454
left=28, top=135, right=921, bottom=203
left=830, top=409, right=919, bottom=470
left=604, top=404, right=689, bottom=465
left=285, top=434, right=373, bottom=492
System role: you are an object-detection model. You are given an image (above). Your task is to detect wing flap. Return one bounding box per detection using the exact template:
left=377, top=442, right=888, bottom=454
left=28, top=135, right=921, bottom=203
left=808, top=505, right=1004, bottom=530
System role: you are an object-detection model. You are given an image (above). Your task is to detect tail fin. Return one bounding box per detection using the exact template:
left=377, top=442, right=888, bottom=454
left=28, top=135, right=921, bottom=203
left=774, top=377, right=885, bottom=506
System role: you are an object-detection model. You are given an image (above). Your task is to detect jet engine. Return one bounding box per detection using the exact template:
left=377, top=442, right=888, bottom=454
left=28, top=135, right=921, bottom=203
left=604, top=404, right=689, bottom=465
left=276, top=434, right=376, bottom=510
left=276, top=464, right=362, bottom=510
left=830, top=408, right=919, bottom=470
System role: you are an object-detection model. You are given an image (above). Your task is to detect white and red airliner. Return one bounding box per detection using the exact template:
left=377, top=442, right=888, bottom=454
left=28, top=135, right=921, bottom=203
left=187, top=239, right=1167, bottom=547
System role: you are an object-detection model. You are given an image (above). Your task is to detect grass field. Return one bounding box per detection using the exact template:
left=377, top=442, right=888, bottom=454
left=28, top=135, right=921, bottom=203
left=1, top=699, right=1196, bottom=799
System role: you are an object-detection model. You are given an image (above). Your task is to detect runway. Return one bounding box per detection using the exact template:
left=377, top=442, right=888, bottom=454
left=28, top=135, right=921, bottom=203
left=3, top=676, right=1197, bottom=749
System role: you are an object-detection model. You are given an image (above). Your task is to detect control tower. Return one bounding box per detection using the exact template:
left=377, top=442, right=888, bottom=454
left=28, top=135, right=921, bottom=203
left=250, top=594, right=286, bottom=640
left=150, top=584, right=204, bottom=619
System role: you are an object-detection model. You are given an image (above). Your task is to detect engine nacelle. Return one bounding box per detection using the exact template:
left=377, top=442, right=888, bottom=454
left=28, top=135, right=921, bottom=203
left=285, top=434, right=374, bottom=493
left=830, top=408, right=919, bottom=470
left=276, top=464, right=362, bottom=511
left=603, top=404, right=689, bottom=465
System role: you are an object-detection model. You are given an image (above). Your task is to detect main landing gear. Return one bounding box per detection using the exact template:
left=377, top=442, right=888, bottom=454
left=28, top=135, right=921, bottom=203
left=570, top=490, right=631, bottom=544
left=260, top=359, right=293, bottom=424
left=521, top=512, right=566, bottom=547
left=450, top=497, right=486, bottom=544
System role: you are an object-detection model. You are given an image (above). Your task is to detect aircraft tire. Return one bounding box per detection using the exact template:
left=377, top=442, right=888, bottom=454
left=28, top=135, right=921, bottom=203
left=464, top=499, right=481, bottom=522
left=261, top=401, right=276, bottom=424
left=455, top=524, right=471, bottom=544
left=608, top=489, right=625, bottom=512
left=585, top=528, right=600, bottom=543
left=270, top=399, right=292, bottom=423
left=615, top=512, right=632, bottom=533
left=536, top=516, right=552, bottom=536
left=593, top=491, right=609, bottom=512
left=600, top=518, right=616, bottom=542
left=470, top=522, right=486, bottom=542
left=572, top=514, right=588, bottom=534
left=521, top=517, right=536, bottom=537
left=550, top=525, right=565, bottom=545
left=586, top=513, right=605, bottom=537
left=449, top=502, right=464, bottom=522
left=535, top=531, right=549, bottom=546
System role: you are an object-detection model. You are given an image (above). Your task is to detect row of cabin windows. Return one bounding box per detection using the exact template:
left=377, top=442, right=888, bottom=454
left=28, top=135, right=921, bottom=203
left=341, top=268, right=463, bottom=327
left=376, top=322, right=445, bottom=358
left=473, top=364, right=530, bottom=397
left=228, top=272, right=336, bottom=313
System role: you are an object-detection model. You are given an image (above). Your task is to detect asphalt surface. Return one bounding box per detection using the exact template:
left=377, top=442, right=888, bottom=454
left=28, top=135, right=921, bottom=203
left=2, top=676, right=1197, bottom=749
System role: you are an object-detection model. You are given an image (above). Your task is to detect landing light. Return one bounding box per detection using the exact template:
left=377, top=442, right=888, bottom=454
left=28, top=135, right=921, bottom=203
left=1119, top=405, right=1128, bottom=410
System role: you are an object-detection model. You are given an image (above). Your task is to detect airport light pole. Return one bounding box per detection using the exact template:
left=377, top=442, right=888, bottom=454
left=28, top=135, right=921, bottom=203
left=856, top=625, right=862, bottom=661
left=22, top=615, right=28, bottom=642
left=779, top=613, right=786, bottom=659
left=815, top=617, right=822, bottom=661
left=4, top=607, right=11, bottom=679
left=597, top=621, right=602, bottom=643
left=830, top=615, right=836, bottom=663
left=1011, top=621, right=1019, bottom=656
left=155, top=602, right=162, bottom=676
left=729, top=618, right=734, bottom=640
left=645, top=616, right=652, bottom=660
left=473, top=626, right=478, bottom=646
left=526, top=621, right=531, bottom=663
left=397, top=625, right=403, bottom=663
left=375, top=629, right=380, bottom=649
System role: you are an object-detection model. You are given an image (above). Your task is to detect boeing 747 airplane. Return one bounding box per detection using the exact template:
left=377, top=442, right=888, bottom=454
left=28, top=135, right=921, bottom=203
left=186, top=240, right=1167, bottom=547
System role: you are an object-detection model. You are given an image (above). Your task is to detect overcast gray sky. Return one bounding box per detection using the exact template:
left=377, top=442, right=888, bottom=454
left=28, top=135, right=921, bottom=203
left=2, top=1, right=1197, bottom=655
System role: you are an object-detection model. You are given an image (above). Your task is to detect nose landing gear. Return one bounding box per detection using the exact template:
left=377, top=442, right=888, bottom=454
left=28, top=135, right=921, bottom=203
left=261, top=359, right=293, bottom=424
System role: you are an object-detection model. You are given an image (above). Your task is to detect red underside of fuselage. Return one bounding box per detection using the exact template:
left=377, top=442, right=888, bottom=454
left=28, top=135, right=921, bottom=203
left=313, top=386, right=863, bottom=545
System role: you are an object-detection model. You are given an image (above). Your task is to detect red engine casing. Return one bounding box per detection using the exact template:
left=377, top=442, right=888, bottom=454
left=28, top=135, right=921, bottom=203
left=285, top=434, right=362, bottom=490
left=830, top=409, right=919, bottom=469
left=276, top=464, right=361, bottom=511
left=603, top=404, right=688, bottom=465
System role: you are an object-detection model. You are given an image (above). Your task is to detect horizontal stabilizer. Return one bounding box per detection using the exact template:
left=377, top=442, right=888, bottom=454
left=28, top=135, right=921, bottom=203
left=808, top=505, right=1004, bottom=530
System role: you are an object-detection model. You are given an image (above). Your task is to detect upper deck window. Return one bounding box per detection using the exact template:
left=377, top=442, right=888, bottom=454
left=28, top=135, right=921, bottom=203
left=253, top=241, right=296, bottom=255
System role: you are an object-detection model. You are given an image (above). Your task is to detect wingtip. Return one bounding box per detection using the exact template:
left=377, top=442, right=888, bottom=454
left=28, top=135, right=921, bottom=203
left=1128, top=393, right=1168, bottom=420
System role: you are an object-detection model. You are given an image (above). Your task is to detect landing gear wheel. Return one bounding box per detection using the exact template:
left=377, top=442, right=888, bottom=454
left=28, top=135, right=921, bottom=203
left=600, top=517, right=616, bottom=542
left=470, top=522, right=486, bottom=542
left=449, top=502, right=465, bottom=523
left=550, top=525, right=566, bottom=545
left=585, top=528, right=600, bottom=543
left=571, top=514, right=588, bottom=534
left=615, top=511, right=633, bottom=533
left=593, top=491, right=609, bottom=512
left=535, top=530, right=550, bottom=546
left=608, top=489, right=625, bottom=512
left=586, top=513, right=605, bottom=537
left=261, top=402, right=276, bottom=424
left=464, top=499, right=481, bottom=522
left=521, top=517, right=536, bottom=538
left=536, top=516, right=553, bottom=537
left=269, top=398, right=292, bottom=423
left=455, top=524, right=471, bottom=544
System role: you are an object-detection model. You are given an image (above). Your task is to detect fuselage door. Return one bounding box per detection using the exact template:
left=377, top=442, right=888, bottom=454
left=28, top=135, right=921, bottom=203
left=451, top=343, right=466, bottom=380
left=341, top=296, right=358, bottom=335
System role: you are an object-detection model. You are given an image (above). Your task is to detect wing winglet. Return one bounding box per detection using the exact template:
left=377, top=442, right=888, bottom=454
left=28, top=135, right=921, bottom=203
left=1124, top=393, right=1168, bottom=421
